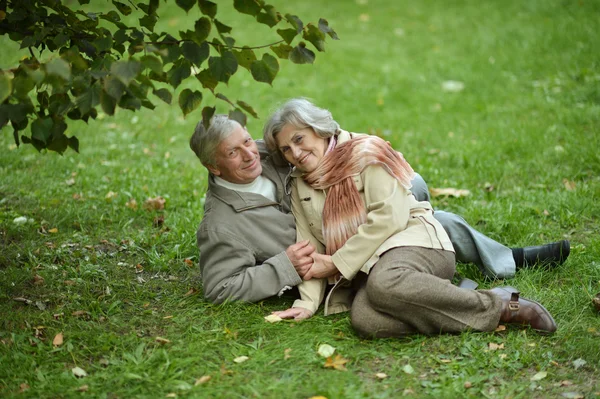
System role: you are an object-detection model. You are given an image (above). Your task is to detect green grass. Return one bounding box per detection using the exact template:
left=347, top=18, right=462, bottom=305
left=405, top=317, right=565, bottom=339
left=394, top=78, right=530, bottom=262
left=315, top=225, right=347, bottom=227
left=1, top=0, right=600, bottom=397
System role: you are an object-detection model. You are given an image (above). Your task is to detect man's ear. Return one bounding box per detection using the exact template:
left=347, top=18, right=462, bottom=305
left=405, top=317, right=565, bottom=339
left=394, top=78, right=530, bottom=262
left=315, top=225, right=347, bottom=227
left=206, top=164, right=221, bottom=176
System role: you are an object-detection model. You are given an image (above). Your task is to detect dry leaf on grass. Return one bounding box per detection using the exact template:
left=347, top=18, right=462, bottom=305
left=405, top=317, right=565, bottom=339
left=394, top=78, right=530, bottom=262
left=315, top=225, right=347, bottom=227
left=317, top=344, right=335, bottom=358
left=72, top=367, right=87, bottom=378
left=144, top=196, right=166, bottom=211
left=530, top=371, right=547, bottom=381
left=429, top=188, right=471, bottom=198
left=464, top=381, right=473, bottom=389
left=284, top=348, right=292, bottom=360
left=20, top=383, right=30, bottom=392
left=233, top=356, right=249, bottom=364
left=561, top=393, right=584, bottom=399
left=572, top=358, right=587, bottom=369
left=184, top=258, right=194, bottom=267
left=592, top=293, right=600, bottom=312
left=125, top=199, right=138, bottom=210
left=563, top=179, right=576, bottom=191
left=375, top=372, right=388, bottom=380
left=52, top=332, right=63, bottom=347
left=155, top=337, right=170, bottom=345
left=76, top=385, right=89, bottom=392
left=194, top=375, right=211, bottom=385
left=324, top=354, right=349, bottom=371
left=488, top=342, right=504, bottom=351
left=48, top=228, right=58, bottom=233
left=402, top=364, right=414, bottom=374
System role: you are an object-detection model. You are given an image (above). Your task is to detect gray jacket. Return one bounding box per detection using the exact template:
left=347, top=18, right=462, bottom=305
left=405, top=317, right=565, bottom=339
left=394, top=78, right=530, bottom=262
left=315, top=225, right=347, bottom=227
left=197, top=143, right=302, bottom=304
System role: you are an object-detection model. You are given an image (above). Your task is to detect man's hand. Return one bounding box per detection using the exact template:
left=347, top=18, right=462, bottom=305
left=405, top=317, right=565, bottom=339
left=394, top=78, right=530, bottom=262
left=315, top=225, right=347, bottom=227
left=285, top=240, right=315, bottom=278
left=272, top=307, right=313, bottom=321
left=304, top=253, right=339, bottom=280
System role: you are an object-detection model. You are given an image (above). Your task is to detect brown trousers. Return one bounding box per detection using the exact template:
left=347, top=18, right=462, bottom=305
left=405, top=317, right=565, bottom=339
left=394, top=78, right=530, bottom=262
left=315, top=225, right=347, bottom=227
left=350, top=246, right=503, bottom=338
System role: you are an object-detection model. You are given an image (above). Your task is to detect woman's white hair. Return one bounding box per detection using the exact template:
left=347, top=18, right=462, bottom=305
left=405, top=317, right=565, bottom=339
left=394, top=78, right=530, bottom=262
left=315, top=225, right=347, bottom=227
left=189, top=115, right=241, bottom=166
left=263, top=98, right=340, bottom=152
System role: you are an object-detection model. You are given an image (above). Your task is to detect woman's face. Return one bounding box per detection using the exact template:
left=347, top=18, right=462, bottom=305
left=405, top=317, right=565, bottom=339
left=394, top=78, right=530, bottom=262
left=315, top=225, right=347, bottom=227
left=276, top=124, right=328, bottom=173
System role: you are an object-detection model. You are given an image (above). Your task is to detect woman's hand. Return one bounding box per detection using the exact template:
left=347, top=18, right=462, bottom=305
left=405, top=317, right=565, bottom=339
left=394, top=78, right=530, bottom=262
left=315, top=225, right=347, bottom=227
left=304, top=253, right=339, bottom=280
left=272, top=307, right=313, bottom=320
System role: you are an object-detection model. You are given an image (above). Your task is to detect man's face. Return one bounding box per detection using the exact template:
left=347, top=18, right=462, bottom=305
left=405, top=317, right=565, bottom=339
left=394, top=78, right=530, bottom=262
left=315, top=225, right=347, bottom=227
left=207, top=124, right=262, bottom=184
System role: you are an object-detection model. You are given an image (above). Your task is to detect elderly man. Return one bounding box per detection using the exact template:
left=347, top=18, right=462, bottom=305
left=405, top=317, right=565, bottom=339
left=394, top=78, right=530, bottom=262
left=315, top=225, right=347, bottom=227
left=189, top=115, right=569, bottom=304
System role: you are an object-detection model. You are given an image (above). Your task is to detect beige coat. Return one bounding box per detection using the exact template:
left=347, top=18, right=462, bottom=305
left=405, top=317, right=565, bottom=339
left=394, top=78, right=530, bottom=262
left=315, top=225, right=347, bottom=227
left=290, top=131, right=455, bottom=315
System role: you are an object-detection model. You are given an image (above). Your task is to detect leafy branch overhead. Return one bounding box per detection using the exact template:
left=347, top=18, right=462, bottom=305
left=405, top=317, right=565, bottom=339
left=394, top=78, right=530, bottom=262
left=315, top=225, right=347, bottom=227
left=0, top=0, right=338, bottom=154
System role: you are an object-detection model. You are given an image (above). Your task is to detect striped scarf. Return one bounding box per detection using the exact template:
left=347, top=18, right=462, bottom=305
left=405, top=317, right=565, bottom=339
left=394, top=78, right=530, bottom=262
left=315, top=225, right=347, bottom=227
left=303, top=135, right=415, bottom=255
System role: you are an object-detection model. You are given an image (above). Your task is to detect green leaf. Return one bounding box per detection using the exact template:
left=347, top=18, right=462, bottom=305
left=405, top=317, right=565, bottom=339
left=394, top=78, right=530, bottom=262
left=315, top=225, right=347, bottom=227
left=111, top=60, right=141, bottom=86
left=93, top=35, right=113, bottom=53
left=198, top=0, right=217, bottom=18
left=285, top=14, right=303, bottom=33
left=270, top=43, right=292, bottom=59
left=167, top=59, right=192, bottom=89
left=318, top=18, right=339, bottom=40
left=68, top=136, right=80, bottom=153
left=112, top=1, right=132, bottom=16
left=182, top=41, right=209, bottom=67
left=141, top=55, right=163, bottom=74
left=100, top=88, right=117, bottom=115
left=233, top=47, right=257, bottom=71
left=303, top=23, right=326, bottom=52
left=228, top=109, right=247, bottom=126
left=237, top=100, right=258, bottom=118
left=76, top=83, right=102, bottom=115
left=256, top=6, right=281, bottom=28
left=193, top=17, right=212, bottom=44
left=208, top=52, right=238, bottom=83
left=153, top=88, right=172, bottom=104
left=201, top=106, right=216, bottom=129
left=234, top=0, right=261, bottom=16
left=47, top=133, right=69, bottom=154
left=277, top=28, right=297, bottom=45
left=31, top=117, right=54, bottom=144
left=216, top=93, right=234, bottom=106
left=118, top=94, right=142, bottom=110
left=139, top=14, right=157, bottom=31
left=103, top=76, right=126, bottom=101
left=179, top=89, right=202, bottom=117
left=196, top=69, right=218, bottom=91
left=13, top=74, right=35, bottom=100
left=148, top=0, right=159, bottom=15
left=250, top=53, right=279, bottom=85
left=289, top=42, right=315, bottom=64
left=214, top=19, right=232, bottom=34
left=45, top=58, right=71, bottom=81
left=176, top=0, right=196, bottom=13
left=0, top=73, right=13, bottom=103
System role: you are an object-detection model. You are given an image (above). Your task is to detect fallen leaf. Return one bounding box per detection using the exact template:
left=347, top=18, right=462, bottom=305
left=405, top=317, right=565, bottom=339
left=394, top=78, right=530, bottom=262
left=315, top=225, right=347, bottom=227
left=439, top=359, right=452, bottom=363
left=592, top=293, right=600, bottom=312
left=233, top=356, right=249, bottom=364
left=125, top=198, right=138, bottom=210
left=429, top=187, right=471, bottom=198
left=184, top=288, right=198, bottom=297
left=464, top=381, right=473, bottom=389
left=71, top=310, right=91, bottom=318
left=64, top=280, right=75, bottom=286
left=264, top=314, right=283, bottom=323
left=563, top=179, right=576, bottom=191
left=20, top=383, right=30, bottom=392
left=442, top=80, right=465, bottom=92
left=488, top=342, right=505, bottom=351
left=318, top=344, right=336, bottom=358
left=284, top=348, right=292, bottom=360
left=144, top=196, right=166, bottom=211
left=324, top=354, right=349, bottom=371
left=72, top=367, right=87, bottom=378
left=402, top=388, right=415, bottom=395
left=105, top=191, right=118, bottom=200
left=220, top=364, right=233, bottom=375
left=53, top=313, right=64, bottom=320
left=155, top=337, right=170, bottom=345
left=33, top=274, right=45, bottom=285
left=53, top=332, right=63, bottom=347
left=402, top=364, right=415, bottom=374
left=375, top=372, right=388, bottom=380
left=165, top=393, right=176, bottom=398
left=499, top=354, right=508, bottom=359
left=65, top=178, right=75, bottom=186
left=530, top=371, right=548, bottom=381
left=184, top=258, right=194, bottom=267
left=561, top=393, right=584, bottom=399
left=543, top=209, right=550, bottom=216
left=14, top=216, right=30, bottom=225
left=194, top=375, right=211, bottom=385
left=560, top=380, right=573, bottom=387
left=76, top=385, right=89, bottom=392
left=13, top=297, right=33, bottom=305
left=572, top=358, right=587, bottom=369
left=48, top=228, right=58, bottom=233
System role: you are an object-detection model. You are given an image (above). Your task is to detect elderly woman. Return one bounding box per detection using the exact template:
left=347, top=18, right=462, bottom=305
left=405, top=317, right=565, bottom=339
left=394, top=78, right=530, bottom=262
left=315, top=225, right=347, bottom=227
left=263, top=98, right=557, bottom=337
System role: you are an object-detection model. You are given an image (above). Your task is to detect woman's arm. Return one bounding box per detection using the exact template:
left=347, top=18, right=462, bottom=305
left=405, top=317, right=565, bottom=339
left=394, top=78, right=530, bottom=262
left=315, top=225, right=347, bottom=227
left=331, top=165, right=411, bottom=281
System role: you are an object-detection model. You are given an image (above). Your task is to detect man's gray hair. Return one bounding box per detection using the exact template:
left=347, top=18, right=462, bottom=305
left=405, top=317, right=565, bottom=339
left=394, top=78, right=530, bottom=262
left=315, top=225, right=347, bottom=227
left=263, top=98, right=340, bottom=152
left=189, top=114, right=240, bottom=166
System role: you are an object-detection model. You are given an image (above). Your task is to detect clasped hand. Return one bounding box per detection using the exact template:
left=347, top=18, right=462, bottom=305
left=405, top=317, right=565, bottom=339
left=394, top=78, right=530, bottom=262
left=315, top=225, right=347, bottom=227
left=286, top=241, right=339, bottom=280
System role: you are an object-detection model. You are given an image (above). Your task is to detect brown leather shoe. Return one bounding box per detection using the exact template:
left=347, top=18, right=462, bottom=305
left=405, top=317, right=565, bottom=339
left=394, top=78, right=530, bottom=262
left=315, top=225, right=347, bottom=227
left=491, top=286, right=557, bottom=333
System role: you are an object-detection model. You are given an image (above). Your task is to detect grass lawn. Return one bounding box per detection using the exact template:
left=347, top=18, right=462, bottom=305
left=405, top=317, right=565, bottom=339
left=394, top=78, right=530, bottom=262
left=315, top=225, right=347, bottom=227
left=1, top=0, right=600, bottom=397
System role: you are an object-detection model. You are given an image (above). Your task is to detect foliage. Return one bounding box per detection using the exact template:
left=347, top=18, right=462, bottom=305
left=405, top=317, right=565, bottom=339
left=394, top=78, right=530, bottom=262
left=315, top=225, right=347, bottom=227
left=0, top=0, right=338, bottom=154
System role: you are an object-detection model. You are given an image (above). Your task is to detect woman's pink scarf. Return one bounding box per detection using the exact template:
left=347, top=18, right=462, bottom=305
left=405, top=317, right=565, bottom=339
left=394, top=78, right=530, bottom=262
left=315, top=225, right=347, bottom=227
left=303, top=135, right=415, bottom=255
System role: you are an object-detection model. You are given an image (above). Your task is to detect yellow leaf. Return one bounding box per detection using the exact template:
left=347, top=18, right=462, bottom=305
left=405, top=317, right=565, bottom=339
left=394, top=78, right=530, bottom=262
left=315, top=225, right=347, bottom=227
left=488, top=342, right=505, bottom=351
left=155, top=337, right=170, bottom=344
left=563, top=178, right=576, bottom=191
left=494, top=325, right=506, bottom=332
left=76, top=385, right=89, bottom=392
left=165, top=393, right=177, bottom=398
left=324, top=354, right=349, bottom=371
left=105, top=191, right=118, bottom=200
left=234, top=356, right=249, bottom=363
left=464, top=381, right=473, bottom=389
left=52, top=332, right=63, bottom=347
left=317, top=344, right=335, bottom=358
left=284, top=348, right=292, bottom=360
left=375, top=372, right=388, bottom=379
left=194, top=375, right=211, bottom=386
left=125, top=199, right=138, bottom=210
left=264, top=314, right=283, bottom=323
left=184, top=258, right=194, bottom=267
left=144, top=196, right=166, bottom=211
left=48, top=228, right=58, bottom=233
left=429, top=187, right=471, bottom=198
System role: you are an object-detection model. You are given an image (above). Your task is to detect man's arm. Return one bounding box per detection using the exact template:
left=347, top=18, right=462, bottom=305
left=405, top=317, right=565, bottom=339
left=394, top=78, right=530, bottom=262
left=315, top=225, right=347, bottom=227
left=198, top=227, right=303, bottom=304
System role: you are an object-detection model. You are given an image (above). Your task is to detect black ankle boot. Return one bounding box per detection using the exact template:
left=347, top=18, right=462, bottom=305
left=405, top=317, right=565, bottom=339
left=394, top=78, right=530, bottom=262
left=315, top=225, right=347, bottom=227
left=512, top=240, right=570, bottom=268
